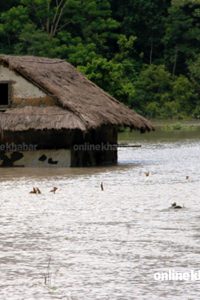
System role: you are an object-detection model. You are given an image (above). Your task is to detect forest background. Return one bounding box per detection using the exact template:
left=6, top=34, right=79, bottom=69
left=1, top=0, right=200, bottom=120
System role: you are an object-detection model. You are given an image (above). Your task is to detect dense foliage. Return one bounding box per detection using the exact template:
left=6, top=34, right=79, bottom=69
left=0, top=0, right=200, bottom=119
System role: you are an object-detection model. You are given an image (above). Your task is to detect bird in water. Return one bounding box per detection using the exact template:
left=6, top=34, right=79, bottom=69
left=30, top=187, right=41, bottom=194
left=50, top=187, right=58, bottom=194
left=171, top=202, right=183, bottom=209
left=36, top=187, right=41, bottom=194
left=100, top=182, right=104, bottom=191
left=30, top=187, right=37, bottom=194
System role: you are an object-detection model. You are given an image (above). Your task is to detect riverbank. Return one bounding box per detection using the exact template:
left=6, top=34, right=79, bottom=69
left=119, top=120, right=200, bottom=143
left=153, top=119, right=200, bottom=130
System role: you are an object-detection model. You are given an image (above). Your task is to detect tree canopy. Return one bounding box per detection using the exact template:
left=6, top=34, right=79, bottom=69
left=0, top=0, right=200, bottom=119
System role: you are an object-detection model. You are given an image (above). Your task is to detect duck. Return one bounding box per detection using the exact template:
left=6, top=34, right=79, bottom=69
left=36, top=187, right=41, bottom=194
left=171, top=202, right=183, bottom=209
left=30, top=187, right=37, bottom=194
left=50, top=187, right=58, bottom=194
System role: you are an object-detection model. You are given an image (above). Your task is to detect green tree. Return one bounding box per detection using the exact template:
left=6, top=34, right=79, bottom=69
left=0, top=0, right=199, bottom=119
left=79, top=57, right=136, bottom=106
left=188, top=54, right=200, bottom=89
left=187, top=55, right=200, bottom=117
left=133, top=65, right=172, bottom=115
left=0, top=0, right=119, bottom=59
left=133, top=64, right=197, bottom=118
left=164, top=0, right=200, bottom=75
left=110, top=0, right=170, bottom=64
left=0, top=1, right=19, bottom=12
left=172, top=75, right=197, bottom=115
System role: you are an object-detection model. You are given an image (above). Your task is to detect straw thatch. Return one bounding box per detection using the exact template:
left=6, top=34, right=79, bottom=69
left=0, top=106, right=86, bottom=131
left=0, top=55, right=153, bottom=132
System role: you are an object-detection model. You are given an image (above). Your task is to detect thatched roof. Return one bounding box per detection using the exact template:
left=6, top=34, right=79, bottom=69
left=0, top=106, right=86, bottom=131
left=0, top=55, right=153, bottom=132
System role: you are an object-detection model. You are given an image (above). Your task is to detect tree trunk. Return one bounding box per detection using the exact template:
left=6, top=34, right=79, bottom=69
left=150, top=39, right=153, bottom=65
left=172, top=46, right=178, bottom=76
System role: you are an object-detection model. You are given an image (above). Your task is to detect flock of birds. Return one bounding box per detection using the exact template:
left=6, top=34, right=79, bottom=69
left=29, top=172, right=187, bottom=209
left=30, top=187, right=58, bottom=194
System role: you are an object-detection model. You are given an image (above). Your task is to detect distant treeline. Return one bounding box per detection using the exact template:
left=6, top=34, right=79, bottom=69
left=1, top=0, right=200, bottom=119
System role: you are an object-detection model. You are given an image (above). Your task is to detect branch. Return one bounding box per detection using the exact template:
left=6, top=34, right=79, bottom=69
left=50, top=0, right=66, bottom=36
left=52, top=0, right=69, bottom=36
left=46, top=0, right=51, bottom=33
left=56, top=20, right=71, bottom=32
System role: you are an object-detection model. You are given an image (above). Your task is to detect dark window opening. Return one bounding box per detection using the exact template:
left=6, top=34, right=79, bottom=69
left=0, top=83, right=9, bottom=105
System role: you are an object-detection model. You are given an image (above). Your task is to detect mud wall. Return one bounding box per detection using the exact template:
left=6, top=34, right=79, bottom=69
left=0, top=126, right=118, bottom=167
left=71, top=126, right=118, bottom=167
left=0, top=65, right=56, bottom=106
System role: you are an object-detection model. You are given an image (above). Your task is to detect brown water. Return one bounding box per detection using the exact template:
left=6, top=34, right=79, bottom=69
left=1, top=129, right=200, bottom=299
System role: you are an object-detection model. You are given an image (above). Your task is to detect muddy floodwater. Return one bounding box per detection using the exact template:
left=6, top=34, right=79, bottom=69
left=1, top=127, right=200, bottom=299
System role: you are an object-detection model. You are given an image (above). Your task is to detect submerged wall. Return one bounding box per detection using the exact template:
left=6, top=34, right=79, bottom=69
left=0, top=149, right=71, bottom=167
left=71, top=126, right=118, bottom=167
left=0, top=127, right=118, bottom=167
left=0, top=129, right=72, bottom=167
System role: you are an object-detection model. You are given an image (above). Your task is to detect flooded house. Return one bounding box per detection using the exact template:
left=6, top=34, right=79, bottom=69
left=0, top=55, right=153, bottom=167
